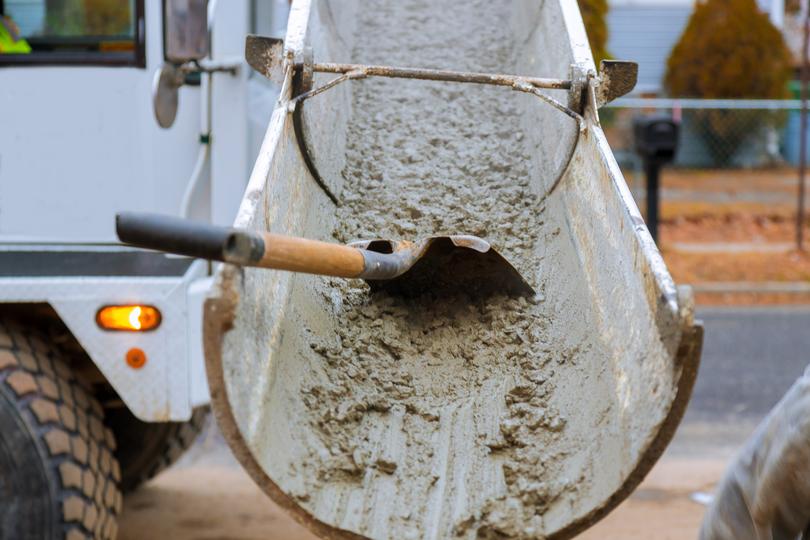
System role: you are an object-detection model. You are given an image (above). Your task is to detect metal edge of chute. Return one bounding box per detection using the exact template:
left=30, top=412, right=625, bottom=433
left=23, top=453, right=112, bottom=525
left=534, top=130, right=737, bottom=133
left=203, top=2, right=698, bottom=538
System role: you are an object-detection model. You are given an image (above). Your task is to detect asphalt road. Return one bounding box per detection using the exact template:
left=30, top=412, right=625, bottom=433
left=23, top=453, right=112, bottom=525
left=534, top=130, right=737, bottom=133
left=666, top=306, right=810, bottom=456
left=686, top=306, right=810, bottom=423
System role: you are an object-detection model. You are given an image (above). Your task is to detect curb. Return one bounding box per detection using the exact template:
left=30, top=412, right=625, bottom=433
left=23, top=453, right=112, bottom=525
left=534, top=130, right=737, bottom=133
left=690, top=282, right=810, bottom=294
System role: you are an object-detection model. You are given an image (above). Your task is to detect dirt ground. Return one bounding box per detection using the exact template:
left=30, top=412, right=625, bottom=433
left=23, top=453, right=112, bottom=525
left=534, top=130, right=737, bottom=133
left=664, top=249, right=810, bottom=283
left=120, top=466, right=314, bottom=540
left=117, top=419, right=735, bottom=540
left=652, top=167, right=810, bottom=247
left=626, top=167, right=810, bottom=304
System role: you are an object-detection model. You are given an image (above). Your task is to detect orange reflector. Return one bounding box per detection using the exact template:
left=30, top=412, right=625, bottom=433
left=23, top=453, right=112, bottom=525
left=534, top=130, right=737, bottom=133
left=96, top=305, right=161, bottom=332
left=126, top=348, right=147, bottom=369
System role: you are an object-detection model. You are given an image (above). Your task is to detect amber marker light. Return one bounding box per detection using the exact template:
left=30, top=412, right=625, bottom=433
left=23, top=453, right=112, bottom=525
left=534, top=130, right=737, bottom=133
left=126, top=348, right=147, bottom=369
left=96, top=305, right=161, bottom=332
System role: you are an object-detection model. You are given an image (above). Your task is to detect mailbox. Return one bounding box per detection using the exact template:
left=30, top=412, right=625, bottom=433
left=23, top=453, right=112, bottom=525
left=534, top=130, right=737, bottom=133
left=633, top=116, right=680, bottom=164
left=633, top=116, right=680, bottom=243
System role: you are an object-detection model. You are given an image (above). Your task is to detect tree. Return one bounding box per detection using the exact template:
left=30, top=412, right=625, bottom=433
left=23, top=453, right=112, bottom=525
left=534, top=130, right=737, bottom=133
left=665, top=0, right=791, bottom=99
left=578, top=0, right=610, bottom=67
left=665, top=0, right=792, bottom=164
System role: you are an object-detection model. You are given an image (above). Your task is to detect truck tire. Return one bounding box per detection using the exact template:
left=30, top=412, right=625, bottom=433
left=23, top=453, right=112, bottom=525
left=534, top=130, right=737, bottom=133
left=0, top=321, right=122, bottom=540
left=108, top=405, right=208, bottom=493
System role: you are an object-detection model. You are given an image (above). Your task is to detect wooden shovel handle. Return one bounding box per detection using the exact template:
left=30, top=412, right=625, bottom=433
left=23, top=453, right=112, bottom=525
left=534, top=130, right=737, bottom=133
left=257, top=233, right=364, bottom=277
left=116, top=212, right=365, bottom=278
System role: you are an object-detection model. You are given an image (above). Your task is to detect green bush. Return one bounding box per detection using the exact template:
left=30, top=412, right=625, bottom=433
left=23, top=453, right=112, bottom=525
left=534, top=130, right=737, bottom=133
left=578, top=0, right=610, bottom=66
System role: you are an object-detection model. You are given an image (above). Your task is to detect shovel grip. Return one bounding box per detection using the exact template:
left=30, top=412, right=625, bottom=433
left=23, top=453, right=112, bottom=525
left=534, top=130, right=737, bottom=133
left=116, top=212, right=366, bottom=278
left=116, top=212, right=264, bottom=264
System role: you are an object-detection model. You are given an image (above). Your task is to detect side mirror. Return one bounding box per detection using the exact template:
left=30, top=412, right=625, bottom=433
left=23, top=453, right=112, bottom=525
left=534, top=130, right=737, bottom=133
left=164, top=0, right=209, bottom=63
left=153, top=0, right=208, bottom=128
left=153, top=0, right=240, bottom=129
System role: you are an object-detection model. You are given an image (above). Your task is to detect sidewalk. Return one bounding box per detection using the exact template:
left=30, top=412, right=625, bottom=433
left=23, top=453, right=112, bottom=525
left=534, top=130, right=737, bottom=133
left=580, top=457, right=724, bottom=540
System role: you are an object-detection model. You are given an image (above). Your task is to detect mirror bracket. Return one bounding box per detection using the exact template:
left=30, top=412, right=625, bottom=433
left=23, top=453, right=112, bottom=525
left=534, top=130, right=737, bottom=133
left=184, top=59, right=241, bottom=76
left=152, top=59, right=240, bottom=129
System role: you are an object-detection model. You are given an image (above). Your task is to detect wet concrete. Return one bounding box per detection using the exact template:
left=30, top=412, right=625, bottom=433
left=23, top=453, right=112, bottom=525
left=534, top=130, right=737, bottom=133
left=296, top=0, right=581, bottom=537
left=207, top=0, right=695, bottom=537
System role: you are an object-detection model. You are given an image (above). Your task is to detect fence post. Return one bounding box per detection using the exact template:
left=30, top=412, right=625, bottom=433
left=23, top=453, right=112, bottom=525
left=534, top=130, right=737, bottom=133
left=633, top=117, right=680, bottom=244
left=798, top=6, right=809, bottom=251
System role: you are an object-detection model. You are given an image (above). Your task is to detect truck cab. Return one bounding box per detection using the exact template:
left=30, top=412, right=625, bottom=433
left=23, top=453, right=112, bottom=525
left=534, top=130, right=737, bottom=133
left=0, top=1, right=287, bottom=538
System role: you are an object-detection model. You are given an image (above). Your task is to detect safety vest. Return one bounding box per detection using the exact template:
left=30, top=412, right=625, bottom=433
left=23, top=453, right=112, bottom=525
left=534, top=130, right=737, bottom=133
left=0, top=17, right=31, bottom=54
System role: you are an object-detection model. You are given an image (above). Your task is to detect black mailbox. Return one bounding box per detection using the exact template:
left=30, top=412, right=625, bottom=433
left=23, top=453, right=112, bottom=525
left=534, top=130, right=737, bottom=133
left=633, top=116, right=681, bottom=243
left=633, top=116, right=680, bottom=164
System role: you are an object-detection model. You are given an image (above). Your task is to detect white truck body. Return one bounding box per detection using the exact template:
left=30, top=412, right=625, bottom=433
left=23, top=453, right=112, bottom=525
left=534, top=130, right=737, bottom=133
left=0, top=0, right=289, bottom=421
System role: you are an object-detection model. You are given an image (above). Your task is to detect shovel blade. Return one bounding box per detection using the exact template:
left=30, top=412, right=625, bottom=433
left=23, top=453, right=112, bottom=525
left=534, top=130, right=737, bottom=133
left=355, top=236, right=535, bottom=298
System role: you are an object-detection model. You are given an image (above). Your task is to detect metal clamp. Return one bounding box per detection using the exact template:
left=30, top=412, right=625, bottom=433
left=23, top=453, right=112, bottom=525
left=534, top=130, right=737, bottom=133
left=245, top=34, right=638, bottom=121
left=153, top=58, right=241, bottom=129
left=285, top=59, right=582, bottom=120
left=183, top=59, right=241, bottom=76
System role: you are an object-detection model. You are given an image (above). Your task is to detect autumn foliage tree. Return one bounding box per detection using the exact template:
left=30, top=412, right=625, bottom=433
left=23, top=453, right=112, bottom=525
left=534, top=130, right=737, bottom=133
left=665, top=0, right=791, bottom=99
left=578, top=0, right=610, bottom=66
left=665, top=0, right=792, bottom=164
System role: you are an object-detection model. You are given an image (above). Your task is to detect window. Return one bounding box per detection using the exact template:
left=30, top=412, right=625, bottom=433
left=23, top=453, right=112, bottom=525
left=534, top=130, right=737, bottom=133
left=0, top=0, right=145, bottom=67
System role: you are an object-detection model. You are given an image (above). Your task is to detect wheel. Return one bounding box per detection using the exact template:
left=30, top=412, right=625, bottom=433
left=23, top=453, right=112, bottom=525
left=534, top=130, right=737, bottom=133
left=107, top=405, right=208, bottom=493
left=0, top=320, right=121, bottom=540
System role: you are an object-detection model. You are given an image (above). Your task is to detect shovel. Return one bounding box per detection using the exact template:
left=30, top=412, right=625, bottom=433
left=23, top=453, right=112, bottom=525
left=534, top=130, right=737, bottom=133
left=116, top=213, right=534, bottom=297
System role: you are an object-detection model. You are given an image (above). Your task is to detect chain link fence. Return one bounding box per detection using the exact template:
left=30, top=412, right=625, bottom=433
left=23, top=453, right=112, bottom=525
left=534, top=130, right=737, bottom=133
left=603, top=99, right=806, bottom=170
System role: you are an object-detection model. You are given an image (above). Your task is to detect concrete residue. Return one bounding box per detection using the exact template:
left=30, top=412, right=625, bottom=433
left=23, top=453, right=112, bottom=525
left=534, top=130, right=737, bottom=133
left=297, top=0, right=582, bottom=537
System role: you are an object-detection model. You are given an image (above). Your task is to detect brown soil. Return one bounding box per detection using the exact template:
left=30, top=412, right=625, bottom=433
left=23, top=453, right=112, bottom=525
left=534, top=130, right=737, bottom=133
left=660, top=215, right=808, bottom=244
left=655, top=167, right=810, bottom=245
left=663, top=250, right=810, bottom=283
left=661, top=167, right=799, bottom=195
left=660, top=200, right=798, bottom=222
left=662, top=249, right=810, bottom=305
left=119, top=467, right=319, bottom=540
left=627, top=167, right=810, bottom=305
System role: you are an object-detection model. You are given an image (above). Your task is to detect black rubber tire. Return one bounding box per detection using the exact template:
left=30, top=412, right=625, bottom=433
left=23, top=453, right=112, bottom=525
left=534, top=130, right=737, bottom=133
left=0, top=320, right=121, bottom=540
left=107, top=405, right=208, bottom=493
